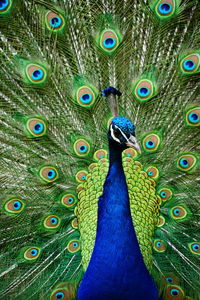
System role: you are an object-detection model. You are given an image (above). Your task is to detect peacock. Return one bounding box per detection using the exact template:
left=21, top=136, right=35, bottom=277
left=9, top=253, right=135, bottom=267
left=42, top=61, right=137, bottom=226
left=0, top=0, right=200, bottom=299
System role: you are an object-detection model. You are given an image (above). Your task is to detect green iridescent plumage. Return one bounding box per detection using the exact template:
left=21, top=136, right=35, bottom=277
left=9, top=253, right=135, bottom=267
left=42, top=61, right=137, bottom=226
left=0, top=1, right=200, bottom=300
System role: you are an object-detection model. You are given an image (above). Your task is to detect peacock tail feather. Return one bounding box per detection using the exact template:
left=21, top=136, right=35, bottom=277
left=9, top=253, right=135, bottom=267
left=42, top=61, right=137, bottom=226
left=0, top=0, right=200, bottom=299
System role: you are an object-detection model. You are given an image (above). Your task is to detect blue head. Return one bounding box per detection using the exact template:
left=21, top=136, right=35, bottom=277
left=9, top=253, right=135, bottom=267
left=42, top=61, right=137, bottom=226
left=109, top=116, right=141, bottom=153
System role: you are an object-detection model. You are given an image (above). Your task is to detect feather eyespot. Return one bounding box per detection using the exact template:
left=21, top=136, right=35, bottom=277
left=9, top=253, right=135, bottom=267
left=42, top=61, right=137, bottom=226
left=61, top=194, right=77, bottom=208
left=26, top=64, right=47, bottom=84
left=143, top=134, right=161, bottom=152
left=171, top=206, right=187, bottom=220
left=44, top=215, right=61, bottom=229
left=51, top=285, right=74, bottom=300
left=4, top=198, right=25, bottom=214
left=186, top=107, right=200, bottom=126
left=46, top=11, right=65, bottom=31
left=71, top=218, right=78, bottom=229
left=163, top=274, right=179, bottom=285
left=100, top=30, right=119, bottom=53
left=74, top=139, right=90, bottom=157
left=155, top=0, right=176, bottom=19
left=75, top=170, right=88, bottom=183
left=157, top=216, right=165, bottom=227
left=158, top=188, right=172, bottom=201
left=67, top=240, right=80, bottom=253
left=146, top=166, right=159, bottom=179
left=76, top=86, right=96, bottom=108
left=134, top=80, right=154, bottom=102
left=153, top=239, right=167, bottom=252
left=24, top=247, right=41, bottom=261
left=39, top=166, right=59, bottom=183
left=177, top=154, right=197, bottom=172
left=188, top=242, right=200, bottom=255
left=180, top=54, right=200, bottom=75
left=94, top=149, right=108, bottom=161
left=0, top=0, right=10, bottom=12
left=165, top=285, right=184, bottom=300
left=26, top=118, right=47, bottom=138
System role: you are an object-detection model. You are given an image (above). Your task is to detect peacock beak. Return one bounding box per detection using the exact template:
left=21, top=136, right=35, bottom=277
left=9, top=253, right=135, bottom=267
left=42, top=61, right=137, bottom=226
left=126, top=135, right=141, bottom=154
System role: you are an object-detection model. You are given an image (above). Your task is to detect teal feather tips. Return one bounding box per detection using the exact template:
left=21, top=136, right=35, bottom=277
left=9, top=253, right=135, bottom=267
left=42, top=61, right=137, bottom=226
left=45, top=10, right=66, bottom=32
left=38, top=166, right=59, bottom=183
left=3, top=197, right=25, bottom=215
left=95, top=14, right=123, bottom=54
left=0, top=0, right=12, bottom=14
left=142, top=132, right=161, bottom=152
left=185, top=106, right=200, bottom=127
left=67, top=240, right=81, bottom=253
left=150, top=0, right=180, bottom=20
left=25, top=117, right=47, bottom=138
left=153, top=239, right=167, bottom=252
left=164, top=285, right=184, bottom=299
left=15, top=57, right=48, bottom=85
left=145, top=166, right=159, bottom=180
left=132, top=68, right=159, bottom=103
left=73, top=138, right=91, bottom=157
left=50, top=282, right=76, bottom=300
left=179, top=51, right=200, bottom=75
left=23, top=246, right=41, bottom=262
left=75, top=170, right=88, bottom=183
left=176, top=153, right=198, bottom=172
left=170, top=206, right=188, bottom=220
left=72, top=76, right=98, bottom=108
left=188, top=242, right=200, bottom=255
left=43, top=215, right=61, bottom=231
left=59, top=192, right=78, bottom=209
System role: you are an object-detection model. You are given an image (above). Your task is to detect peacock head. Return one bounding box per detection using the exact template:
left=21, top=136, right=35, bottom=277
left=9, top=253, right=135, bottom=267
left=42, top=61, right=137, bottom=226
left=109, top=116, right=141, bottom=153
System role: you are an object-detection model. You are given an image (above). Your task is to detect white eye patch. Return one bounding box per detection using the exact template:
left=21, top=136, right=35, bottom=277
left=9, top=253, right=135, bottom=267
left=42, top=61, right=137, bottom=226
left=110, top=124, right=129, bottom=144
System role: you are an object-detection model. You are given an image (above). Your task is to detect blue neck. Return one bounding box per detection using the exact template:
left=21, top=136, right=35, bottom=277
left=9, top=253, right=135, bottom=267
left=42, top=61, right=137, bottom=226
left=78, top=140, right=158, bottom=300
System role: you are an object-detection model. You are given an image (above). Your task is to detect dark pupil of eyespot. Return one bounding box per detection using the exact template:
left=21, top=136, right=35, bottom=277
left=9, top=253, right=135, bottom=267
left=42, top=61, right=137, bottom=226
left=105, top=38, right=114, bottom=45
left=52, top=17, right=59, bottom=24
left=48, top=171, right=53, bottom=176
left=0, top=0, right=6, bottom=6
left=186, top=60, right=194, bottom=68
left=148, top=141, right=153, bottom=145
left=14, top=202, right=19, bottom=208
left=80, top=146, right=85, bottom=150
left=141, top=87, right=148, bottom=94
left=194, top=245, right=199, bottom=250
left=161, top=3, right=170, bottom=11
left=51, top=218, right=56, bottom=223
left=56, top=294, right=63, bottom=299
left=82, top=94, right=89, bottom=100
left=191, top=113, right=198, bottom=120
left=35, top=124, right=41, bottom=131
left=172, top=290, right=178, bottom=296
left=182, top=159, right=188, bottom=165
left=33, top=70, right=40, bottom=77
left=167, top=278, right=172, bottom=283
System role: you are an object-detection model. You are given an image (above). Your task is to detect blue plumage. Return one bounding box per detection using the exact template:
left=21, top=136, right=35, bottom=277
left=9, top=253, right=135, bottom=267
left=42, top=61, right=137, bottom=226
left=78, top=131, right=158, bottom=300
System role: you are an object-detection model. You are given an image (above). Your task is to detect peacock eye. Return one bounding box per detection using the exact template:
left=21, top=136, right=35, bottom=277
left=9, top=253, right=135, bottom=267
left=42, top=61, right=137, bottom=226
left=177, top=154, right=197, bottom=172
left=46, top=11, right=65, bottom=31
left=170, top=288, right=179, bottom=296
left=100, top=30, right=119, bottom=53
left=137, top=87, right=150, bottom=97
left=26, top=64, right=47, bottom=84
left=186, top=107, right=200, bottom=126
left=55, top=292, right=65, bottom=299
left=180, top=53, right=200, bottom=75
left=0, top=0, right=9, bottom=12
left=158, top=3, right=172, bottom=14
left=183, top=60, right=195, bottom=71
left=114, top=128, right=122, bottom=138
